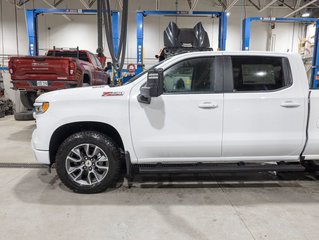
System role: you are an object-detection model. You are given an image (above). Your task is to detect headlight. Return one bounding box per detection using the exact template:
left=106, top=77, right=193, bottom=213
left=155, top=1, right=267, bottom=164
left=34, top=102, right=49, bottom=114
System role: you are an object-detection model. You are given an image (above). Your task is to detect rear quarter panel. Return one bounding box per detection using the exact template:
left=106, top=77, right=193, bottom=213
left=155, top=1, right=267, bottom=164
left=303, top=90, right=319, bottom=160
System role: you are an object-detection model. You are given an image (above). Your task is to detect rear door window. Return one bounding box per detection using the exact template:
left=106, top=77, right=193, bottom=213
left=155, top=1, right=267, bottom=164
left=231, top=56, right=292, bottom=92
left=47, top=51, right=90, bottom=62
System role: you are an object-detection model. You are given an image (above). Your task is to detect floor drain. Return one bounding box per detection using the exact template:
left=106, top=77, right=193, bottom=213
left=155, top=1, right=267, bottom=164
left=0, top=163, right=49, bottom=168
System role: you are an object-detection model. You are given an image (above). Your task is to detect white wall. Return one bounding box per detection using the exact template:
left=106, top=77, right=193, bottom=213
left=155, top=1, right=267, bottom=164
left=0, top=0, right=306, bottom=62
left=0, top=0, right=306, bottom=109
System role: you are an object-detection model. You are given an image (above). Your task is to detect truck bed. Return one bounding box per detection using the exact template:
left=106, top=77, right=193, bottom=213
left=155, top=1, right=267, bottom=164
left=10, top=56, right=78, bottom=80
left=9, top=56, right=82, bottom=91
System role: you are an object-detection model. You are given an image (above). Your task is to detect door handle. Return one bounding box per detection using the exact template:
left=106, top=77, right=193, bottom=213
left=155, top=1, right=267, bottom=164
left=280, top=101, right=301, bottom=108
left=198, top=102, right=218, bottom=109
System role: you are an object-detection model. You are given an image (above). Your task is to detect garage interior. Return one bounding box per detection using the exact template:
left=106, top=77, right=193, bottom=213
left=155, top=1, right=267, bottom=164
left=1, top=0, right=319, bottom=239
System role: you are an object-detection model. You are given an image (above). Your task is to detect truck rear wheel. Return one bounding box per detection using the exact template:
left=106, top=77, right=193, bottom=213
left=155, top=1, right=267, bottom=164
left=55, top=131, right=122, bottom=194
left=20, top=91, right=37, bottom=110
left=82, top=74, right=90, bottom=86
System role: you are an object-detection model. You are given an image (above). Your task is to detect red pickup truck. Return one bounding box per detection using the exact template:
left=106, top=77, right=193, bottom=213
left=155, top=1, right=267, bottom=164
left=9, top=49, right=110, bottom=111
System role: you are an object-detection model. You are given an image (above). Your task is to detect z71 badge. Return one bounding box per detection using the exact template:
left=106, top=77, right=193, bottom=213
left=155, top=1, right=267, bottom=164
left=102, top=91, right=124, bottom=96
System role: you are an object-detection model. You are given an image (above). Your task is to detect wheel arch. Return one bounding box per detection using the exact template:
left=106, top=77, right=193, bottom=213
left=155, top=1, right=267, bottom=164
left=83, top=72, right=91, bottom=85
left=49, top=121, right=124, bottom=164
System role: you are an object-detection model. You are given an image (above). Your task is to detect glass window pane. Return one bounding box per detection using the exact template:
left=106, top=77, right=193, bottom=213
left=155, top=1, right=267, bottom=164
left=231, top=56, right=289, bottom=91
left=163, top=57, right=215, bottom=93
left=47, top=51, right=90, bottom=62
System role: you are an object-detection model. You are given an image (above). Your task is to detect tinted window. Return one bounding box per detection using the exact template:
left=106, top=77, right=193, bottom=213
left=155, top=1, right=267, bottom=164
left=47, top=51, right=90, bottom=62
left=93, top=55, right=102, bottom=68
left=88, top=53, right=98, bottom=66
left=164, top=57, right=216, bottom=93
left=231, top=56, right=291, bottom=91
left=90, top=54, right=102, bottom=68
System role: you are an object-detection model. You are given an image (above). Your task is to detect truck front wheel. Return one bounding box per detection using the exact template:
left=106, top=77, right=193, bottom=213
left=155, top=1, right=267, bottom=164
left=55, top=131, right=122, bottom=193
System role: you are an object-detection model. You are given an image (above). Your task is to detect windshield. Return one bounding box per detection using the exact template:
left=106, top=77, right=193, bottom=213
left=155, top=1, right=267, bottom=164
left=123, top=58, right=171, bottom=85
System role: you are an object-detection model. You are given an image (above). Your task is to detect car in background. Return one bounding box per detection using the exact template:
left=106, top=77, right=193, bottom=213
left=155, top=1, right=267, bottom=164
left=9, top=48, right=110, bottom=120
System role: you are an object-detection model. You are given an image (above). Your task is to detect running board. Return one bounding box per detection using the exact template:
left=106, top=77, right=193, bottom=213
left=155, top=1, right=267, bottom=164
left=137, top=163, right=306, bottom=174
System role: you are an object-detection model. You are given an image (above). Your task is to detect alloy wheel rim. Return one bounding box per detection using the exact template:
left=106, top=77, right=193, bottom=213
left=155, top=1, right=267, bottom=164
left=65, top=143, right=109, bottom=186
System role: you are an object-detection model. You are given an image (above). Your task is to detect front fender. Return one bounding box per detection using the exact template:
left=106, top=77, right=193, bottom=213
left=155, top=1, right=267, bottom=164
left=33, top=85, right=136, bottom=161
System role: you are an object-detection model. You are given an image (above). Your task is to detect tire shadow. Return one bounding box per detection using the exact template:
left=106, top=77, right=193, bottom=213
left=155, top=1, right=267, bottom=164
left=12, top=168, right=319, bottom=207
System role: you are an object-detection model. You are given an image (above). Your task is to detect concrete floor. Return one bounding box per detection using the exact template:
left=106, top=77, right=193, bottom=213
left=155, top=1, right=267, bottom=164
left=1, top=115, right=319, bottom=240
left=0, top=115, right=36, bottom=164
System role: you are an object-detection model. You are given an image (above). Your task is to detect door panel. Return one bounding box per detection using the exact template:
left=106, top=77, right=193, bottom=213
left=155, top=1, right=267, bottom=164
left=223, top=91, right=306, bottom=157
left=130, top=56, right=224, bottom=163
left=222, top=55, right=307, bottom=159
left=93, top=54, right=108, bottom=84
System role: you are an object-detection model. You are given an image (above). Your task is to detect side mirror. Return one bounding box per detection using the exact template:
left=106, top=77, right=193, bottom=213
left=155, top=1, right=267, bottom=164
left=138, top=68, right=164, bottom=104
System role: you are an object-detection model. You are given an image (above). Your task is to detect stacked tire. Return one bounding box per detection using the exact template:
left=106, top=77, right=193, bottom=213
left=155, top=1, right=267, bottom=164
left=0, top=97, right=14, bottom=118
left=0, top=99, right=5, bottom=118
left=14, top=111, right=34, bottom=121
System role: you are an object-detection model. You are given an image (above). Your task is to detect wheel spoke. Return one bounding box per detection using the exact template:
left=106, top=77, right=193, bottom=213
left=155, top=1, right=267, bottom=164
left=67, top=156, right=81, bottom=163
left=73, top=168, right=84, bottom=181
left=84, top=145, right=100, bottom=158
left=96, top=164, right=108, bottom=170
left=96, top=155, right=109, bottom=170
left=91, top=146, right=99, bottom=157
left=67, top=165, right=82, bottom=174
left=92, top=170, right=102, bottom=182
left=71, top=148, right=82, bottom=159
left=84, top=144, right=90, bottom=157
left=96, top=156, right=108, bottom=163
left=87, top=172, right=92, bottom=185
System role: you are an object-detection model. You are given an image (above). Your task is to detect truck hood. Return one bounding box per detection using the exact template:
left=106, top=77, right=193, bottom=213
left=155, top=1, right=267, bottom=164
left=35, top=85, right=130, bottom=103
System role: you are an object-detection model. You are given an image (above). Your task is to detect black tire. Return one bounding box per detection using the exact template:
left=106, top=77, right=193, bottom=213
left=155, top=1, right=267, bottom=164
left=14, top=111, right=34, bottom=121
left=83, top=74, right=90, bottom=86
left=55, top=131, right=122, bottom=194
left=20, top=91, right=37, bottom=110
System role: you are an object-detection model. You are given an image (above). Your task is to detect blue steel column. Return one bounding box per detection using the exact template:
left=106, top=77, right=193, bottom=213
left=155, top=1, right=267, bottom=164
left=136, top=12, right=144, bottom=74
left=112, top=11, right=120, bottom=84
left=26, top=9, right=100, bottom=57
left=218, top=12, right=227, bottom=50
left=26, top=10, right=38, bottom=56
left=242, top=18, right=251, bottom=50
left=112, top=11, right=119, bottom=58
left=311, top=21, right=319, bottom=89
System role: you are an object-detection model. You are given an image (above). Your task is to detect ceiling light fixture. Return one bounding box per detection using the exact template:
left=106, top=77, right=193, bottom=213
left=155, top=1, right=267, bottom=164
left=302, top=12, right=310, bottom=17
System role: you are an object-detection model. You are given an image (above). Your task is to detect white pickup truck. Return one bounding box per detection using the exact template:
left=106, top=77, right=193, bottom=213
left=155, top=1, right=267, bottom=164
left=32, top=51, right=319, bottom=193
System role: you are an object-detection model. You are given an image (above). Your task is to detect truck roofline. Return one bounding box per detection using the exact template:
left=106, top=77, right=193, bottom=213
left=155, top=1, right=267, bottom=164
left=172, top=50, right=300, bottom=58
left=47, top=49, right=92, bottom=53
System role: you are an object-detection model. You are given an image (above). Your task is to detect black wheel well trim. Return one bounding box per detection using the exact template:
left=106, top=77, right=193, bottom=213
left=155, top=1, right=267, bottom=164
left=49, top=121, right=125, bottom=164
left=125, top=151, right=132, bottom=178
